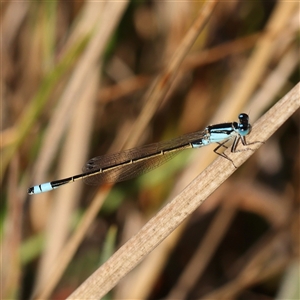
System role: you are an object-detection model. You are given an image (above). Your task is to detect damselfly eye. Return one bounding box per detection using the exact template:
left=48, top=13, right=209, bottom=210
left=239, top=123, right=246, bottom=130
left=238, top=113, right=249, bottom=123
left=238, top=123, right=251, bottom=133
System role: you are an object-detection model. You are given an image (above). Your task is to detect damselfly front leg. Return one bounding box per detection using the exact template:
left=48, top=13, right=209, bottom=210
left=231, top=135, right=264, bottom=153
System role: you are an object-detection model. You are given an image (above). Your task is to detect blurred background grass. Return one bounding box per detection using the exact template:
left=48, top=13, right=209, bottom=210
left=1, top=1, right=299, bottom=299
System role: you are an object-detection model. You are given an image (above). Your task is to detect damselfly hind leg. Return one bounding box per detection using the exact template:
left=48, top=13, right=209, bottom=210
left=213, top=137, right=264, bottom=168
left=213, top=139, right=237, bottom=168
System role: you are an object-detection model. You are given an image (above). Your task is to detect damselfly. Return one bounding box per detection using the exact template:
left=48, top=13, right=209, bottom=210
left=28, top=113, right=259, bottom=195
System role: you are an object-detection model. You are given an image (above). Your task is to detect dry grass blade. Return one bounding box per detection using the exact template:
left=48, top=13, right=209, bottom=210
left=98, top=32, right=259, bottom=105
left=32, top=190, right=110, bottom=300
left=124, top=0, right=218, bottom=149
left=32, top=66, right=100, bottom=297
left=166, top=204, right=237, bottom=300
left=200, top=230, right=291, bottom=299
left=67, top=83, right=299, bottom=299
left=0, top=36, right=87, bottom=181
left=31, top=2, right=129, bottom=186
left=212, top=0, right=298, bottom=123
